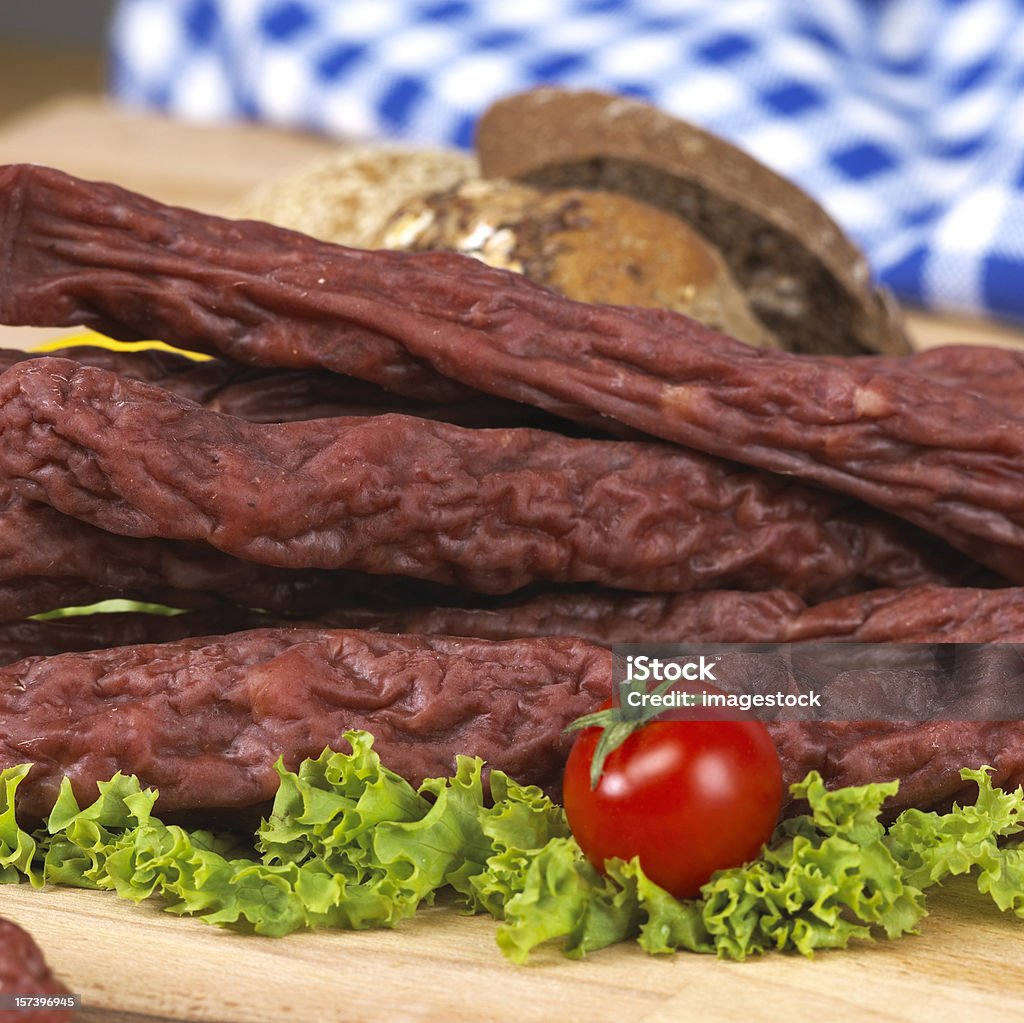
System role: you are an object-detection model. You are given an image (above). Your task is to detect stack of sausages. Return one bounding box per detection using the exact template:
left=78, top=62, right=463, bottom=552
left=1, top=163, right=1023, bottom=826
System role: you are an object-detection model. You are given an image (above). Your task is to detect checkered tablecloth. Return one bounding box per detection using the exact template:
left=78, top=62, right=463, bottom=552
left=108, top=0, right=1024, bottom=322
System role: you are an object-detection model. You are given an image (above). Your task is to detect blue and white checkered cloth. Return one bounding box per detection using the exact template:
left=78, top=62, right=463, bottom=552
left=108, top=0, right=1024, bottom=323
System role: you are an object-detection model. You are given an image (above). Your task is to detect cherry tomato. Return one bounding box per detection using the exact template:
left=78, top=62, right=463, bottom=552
left=562, top=698, right=783, bottom=899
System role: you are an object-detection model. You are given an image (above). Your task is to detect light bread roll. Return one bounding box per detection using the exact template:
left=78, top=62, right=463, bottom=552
left=231, top=145, right=478, bottom=248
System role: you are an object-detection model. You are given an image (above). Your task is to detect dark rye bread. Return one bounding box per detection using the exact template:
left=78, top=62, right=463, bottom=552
left=476, top=88, right=910, bottom=357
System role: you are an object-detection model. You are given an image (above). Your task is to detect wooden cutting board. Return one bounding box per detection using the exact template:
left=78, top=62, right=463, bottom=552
left=3, top=877, right=1024, bottom=1023
left=2, top=96, right=1024, bottom=1022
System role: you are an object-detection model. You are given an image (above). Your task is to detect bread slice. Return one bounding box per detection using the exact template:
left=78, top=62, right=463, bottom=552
left=476, top=88, right=909, bottom=356
left=373, top=178, right=776, bottom=347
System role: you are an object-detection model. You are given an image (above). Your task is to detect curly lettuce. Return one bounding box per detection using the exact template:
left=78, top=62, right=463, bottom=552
left=3, top=736, right=1024, bottom=962
left=487, top=767, right=1024, bottom=961
left=0, top=731, right=567, bottom=936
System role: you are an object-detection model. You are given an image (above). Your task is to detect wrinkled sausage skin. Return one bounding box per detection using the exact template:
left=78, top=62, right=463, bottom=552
left=2, top=164, right=1024, bottom=577
left=0, top=358, right=974, bottom=599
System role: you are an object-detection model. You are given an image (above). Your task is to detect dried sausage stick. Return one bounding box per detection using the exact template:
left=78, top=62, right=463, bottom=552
left=0, top=483, right=452, bottom=621
left=0, top=590, right=805, bottom=664
left=4, top=624, right=1024, bottom=822
left=0, top=165, right=470, bottom=401
left=0, top=609, right=282, bottom=665
left=311, top=583, right=1024, bottom=646
left=0, top=346, right=571, bottom=432
left=0, top=358, right=973, bottom=599
left=8, top=583, right=1022, bottom=666
left=0, top=628, right=610, bottom=822
left=856, top=345, right=1024, bottom=418
left=783, top=583, right=1024, bottom=642
left=2, top=165, right=1022, bottom=576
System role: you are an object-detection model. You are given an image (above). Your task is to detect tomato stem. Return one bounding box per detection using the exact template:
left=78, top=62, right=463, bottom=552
left=565, top=676, right=682, bottom=788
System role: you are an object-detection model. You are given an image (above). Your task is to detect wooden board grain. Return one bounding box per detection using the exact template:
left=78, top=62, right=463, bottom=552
left=0, top=96, right=335, bottom=214
left=3, top=96, right=1024, bottom=1020
left=4, top=878, right=1024, bottom=1023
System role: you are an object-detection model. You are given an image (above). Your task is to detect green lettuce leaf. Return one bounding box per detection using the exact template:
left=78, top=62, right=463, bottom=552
left=683, top=773, right=926, bottom=959
left=479, top=767, right=1024, bottom=962
left=0, top=764, right=39, bottom=885
left=30, top=599, right=186, bottom=620
left=885, top=766, right=1024, bottom=915
left=495, top=840, right=645, bottom=963
left=3, top=743, right=1024, bottom=964
left=0, top=731, right=567, bottom=939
